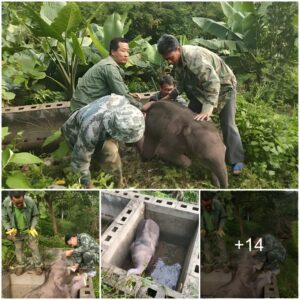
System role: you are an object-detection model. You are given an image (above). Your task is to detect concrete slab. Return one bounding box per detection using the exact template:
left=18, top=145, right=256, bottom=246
left=80, top=277, right=96, bottom=298
left=181, top=274, right=199, bottom=298
left=10, top=271, right=45, bottom=298
left=175, top=202, right=200, bottom=214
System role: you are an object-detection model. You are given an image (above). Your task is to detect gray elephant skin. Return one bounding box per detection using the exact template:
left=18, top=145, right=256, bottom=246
left=24, top=259, right=87, bottom=298
left=138, top=101, right=228, bottom=188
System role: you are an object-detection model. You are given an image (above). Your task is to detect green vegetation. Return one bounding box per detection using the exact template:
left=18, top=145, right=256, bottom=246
left=2, top=2, right=298, bottom=188
left=2, top=191, right=99, bottom=270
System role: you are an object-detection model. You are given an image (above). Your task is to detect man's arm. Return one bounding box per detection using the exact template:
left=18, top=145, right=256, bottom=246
left=73, top=235, right=92, bottom=255
left=106, top=67, right=142, bottom=109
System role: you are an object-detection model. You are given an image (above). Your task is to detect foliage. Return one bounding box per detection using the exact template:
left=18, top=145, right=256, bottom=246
left=2, top=127, right=45, bottom=188
left=2, top=239, right=16, bottom=269
left=235, top=94, right=297, bottom=188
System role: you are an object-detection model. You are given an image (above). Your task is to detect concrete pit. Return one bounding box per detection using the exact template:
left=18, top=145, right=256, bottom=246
left=2, top=248, right=96, bottom=298
left=101, top=191, right=200, bottom=298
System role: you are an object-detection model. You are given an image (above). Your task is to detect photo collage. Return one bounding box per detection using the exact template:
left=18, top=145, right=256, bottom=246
left=1, top=1, right=298, bottom=299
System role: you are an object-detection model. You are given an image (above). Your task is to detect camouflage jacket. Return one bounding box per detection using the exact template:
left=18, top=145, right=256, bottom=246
left=255, top=234, right=286, bottom=265
left=71, top=56, right=142, bottom=112
left=73, top=233, right=99, bottom=256
left=2, top=196, right=39, bottom=231
left=201, top=198, right=226, bottom=233
left=62, top=94, right=128, bottom=186
left=174, top=45, right=236, bottom=113
left=149, top=91, right=187, bottom=106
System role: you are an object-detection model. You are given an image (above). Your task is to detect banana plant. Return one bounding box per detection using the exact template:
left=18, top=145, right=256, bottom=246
left=25, top=2, right=87, bottom=99
left=192, top=2, right=272, bottom=74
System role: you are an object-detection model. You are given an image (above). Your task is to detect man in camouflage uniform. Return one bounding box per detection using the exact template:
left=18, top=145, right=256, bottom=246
left=65, top=233, right=99, bottom=273
left=157, top=35, right=244, bottom=175
left=251, top=234, right=286, bottom=275
left=2, top=191, right=43, bottom=276
left=201, top=191, right=229, bottom=273
left=71, top=37, right=142, bottom=112
left=149, top=74, right=187, bottom=106
left=61, top=94, right=145, bottom=188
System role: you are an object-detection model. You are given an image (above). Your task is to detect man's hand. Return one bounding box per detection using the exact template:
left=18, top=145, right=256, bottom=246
left=201, top=229, right=206, bottom=238
left=216, top=228, right=225, bottom=238
left=194, top=112, right=212, bottom=121
left=141, top=101, right=154, bottom=113
left=65, top=249, right=74, bottom=257
left=6, top=228, right=17, bottom=237
left=27, top=227, right=38, bottom=237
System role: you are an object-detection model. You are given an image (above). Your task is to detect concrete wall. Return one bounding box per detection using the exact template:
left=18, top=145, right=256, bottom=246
left=101, top=191, right=200, bottom=298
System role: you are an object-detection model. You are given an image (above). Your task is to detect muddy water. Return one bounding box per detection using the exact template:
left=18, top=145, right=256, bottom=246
left=146, top=241, right=187, bottom=290
left=101, top=219, right=112, bottom=234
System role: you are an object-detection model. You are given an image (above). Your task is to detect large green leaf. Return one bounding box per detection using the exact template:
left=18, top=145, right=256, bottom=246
left=40, top=2, right=66, bottom=25
left=233, top=2, right=255, bottom=14
left=42, top=130, right=62, bottom=147
left=192, top=17, right=243, bottom=40
left=2, top=148, right=13, bottom=168
left=2, top=127, right=11, bottom=142
left=10, top=152, right=43, bottom=165
left=6, top=171, right=32, bottom=188
left=51, top=3, right=82, bottom=37
left=220, top=2, right=244, bottom=34
left=52, top=140, right=70, bottom=159
left=191, top=38, right=241, bottom=52
left=71, top=33, right=87, bottom=65
left=144, top=43, right=163, bottom=66
left=25, top=6, right=63, bottom=42
left=103, top=13, right=131, bottom=49
left=87, top=24, right=109, bottom=58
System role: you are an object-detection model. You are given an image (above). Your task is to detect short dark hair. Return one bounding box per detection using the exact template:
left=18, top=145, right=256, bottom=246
left=159, top=74, right=175, bottom=86
left=109, top=37, right=129, bottom=55
left=157, top=34, right=180, bottom=56
left=65, top=234, right=76, bottom=245
left=9, top=191, right=26, bottom=198
left=201, top=191, right=216, bottom=201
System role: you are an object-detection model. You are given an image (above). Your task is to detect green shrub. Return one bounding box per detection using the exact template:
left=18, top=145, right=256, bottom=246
left=236, top=95, right=297, bottom=188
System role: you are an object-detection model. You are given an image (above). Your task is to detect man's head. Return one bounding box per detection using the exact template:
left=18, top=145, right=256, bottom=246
left=201, top=191, right=215, bottom=210
left=110, top=37, right=129, bottom=65
left=103, top=96, right=145, bottom=144
left=159, top=75, right=176, bottom=98
left=157, top=34, right=181, bottom=65
left=9, top=191, right=26, bottom=208
left=65, top=234, right=78, bottom=247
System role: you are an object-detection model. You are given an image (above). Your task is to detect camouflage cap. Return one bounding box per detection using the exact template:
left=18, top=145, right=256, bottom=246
left=103, top=103, right=145, bottom=143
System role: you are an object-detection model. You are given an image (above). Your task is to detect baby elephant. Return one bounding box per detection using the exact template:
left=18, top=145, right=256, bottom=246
left=215, top=251, right=272, bottom=298
left=24, top=259, right=87, bottom=298
left=139, top=101, right=228, bottom=188
left=128, top=219, right=160, bottom=275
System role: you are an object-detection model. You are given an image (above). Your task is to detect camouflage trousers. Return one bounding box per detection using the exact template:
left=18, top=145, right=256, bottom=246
left=72, top=251, right=99, bottom=270
left=202, top=232, right=228, bottom=266
left=92, top=139, right=123, bottom=188
left=12, top=234, right=42, bottom=267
